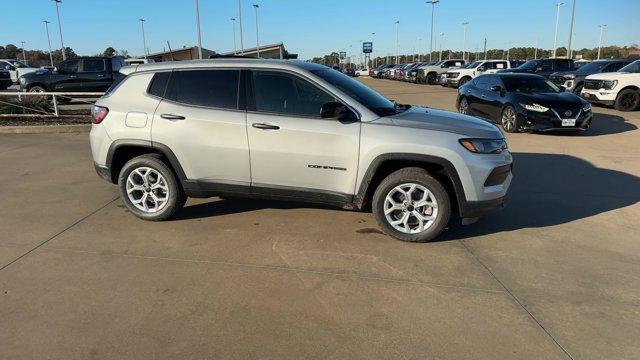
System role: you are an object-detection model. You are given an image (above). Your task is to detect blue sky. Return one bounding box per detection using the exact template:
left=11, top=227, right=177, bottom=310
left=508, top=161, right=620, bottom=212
left=1, top=0, right=638, bottom=59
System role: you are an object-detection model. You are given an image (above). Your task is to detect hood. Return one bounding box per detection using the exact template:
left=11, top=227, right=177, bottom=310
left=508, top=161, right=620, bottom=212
left=20, top=68, right=53, bottom=79
left=586, top=72, right=640, bottom=81
left=515, top=92, right=585, bottom=109
left=382, top=106, right=503, bottom=138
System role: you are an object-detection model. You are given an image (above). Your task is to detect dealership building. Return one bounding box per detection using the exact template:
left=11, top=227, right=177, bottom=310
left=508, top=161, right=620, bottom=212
left=146, top=43, right=296, bottom=62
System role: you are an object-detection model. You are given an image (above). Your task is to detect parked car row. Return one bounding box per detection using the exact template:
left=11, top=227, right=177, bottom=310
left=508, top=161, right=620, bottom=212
left=369, top=56, right=640, bottom=112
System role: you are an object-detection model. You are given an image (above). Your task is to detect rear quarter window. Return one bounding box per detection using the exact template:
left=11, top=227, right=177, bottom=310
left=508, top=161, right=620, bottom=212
left=147, top=71, right=171, bottom=98
left=165, top=69, right=240, bottom=109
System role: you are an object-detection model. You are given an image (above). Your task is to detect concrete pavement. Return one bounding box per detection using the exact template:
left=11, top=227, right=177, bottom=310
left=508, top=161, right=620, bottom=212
left=1, top=79, right=639, bottom=359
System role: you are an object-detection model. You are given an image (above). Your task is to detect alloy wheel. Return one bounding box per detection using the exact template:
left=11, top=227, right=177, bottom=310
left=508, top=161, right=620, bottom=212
left=459, top=98, right=469, bottom=114
left=126, top=167, right=169, bottom=213
left=384, top=183, right=438, bottom=234
left=502, top=107, right=516, bottom=132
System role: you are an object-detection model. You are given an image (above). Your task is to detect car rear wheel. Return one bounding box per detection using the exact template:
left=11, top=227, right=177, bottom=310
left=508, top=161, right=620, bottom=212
left=614, top=89, right=640, bottom=112
left=372, top=167, right=451, bottom=243
left=118, top=155, right=186, bottom=221
left=426, top=73, right=437, bottom=85
left=501, top=105, right=521, bottom=133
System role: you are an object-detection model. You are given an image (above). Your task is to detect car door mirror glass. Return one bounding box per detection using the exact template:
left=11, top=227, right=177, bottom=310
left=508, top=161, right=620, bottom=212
left=490, top=85, right=503, bottom=92
left=477, top=66, right=485, bottom=72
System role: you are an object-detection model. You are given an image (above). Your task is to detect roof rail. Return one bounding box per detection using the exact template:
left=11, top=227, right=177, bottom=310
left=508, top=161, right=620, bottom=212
left=208, top=53, right=257, bottom=59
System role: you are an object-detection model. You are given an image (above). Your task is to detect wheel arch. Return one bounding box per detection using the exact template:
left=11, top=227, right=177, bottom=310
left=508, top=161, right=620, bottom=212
left=106, top=139, right=187, bottom=184
left=354, top=153, right=465, bottom=213
left=26, top=83, right=49, bottom=91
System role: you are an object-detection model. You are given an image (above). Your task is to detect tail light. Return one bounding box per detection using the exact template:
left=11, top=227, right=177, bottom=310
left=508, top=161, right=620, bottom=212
left=91, top=105, right=109, bottom=124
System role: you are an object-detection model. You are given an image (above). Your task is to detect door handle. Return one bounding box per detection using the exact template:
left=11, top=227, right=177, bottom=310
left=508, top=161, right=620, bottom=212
left=97, top=74, right=105, bottom=78
left=69, top=75, right=77, bottom=78
left=481, top=94, right=486, bottom=98
left=160, top=113, right=186, bottom=120
left=252, top=123, right=280, bottom=130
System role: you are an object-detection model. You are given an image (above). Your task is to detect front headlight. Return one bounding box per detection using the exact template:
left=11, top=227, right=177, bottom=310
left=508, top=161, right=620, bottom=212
left=603, top=80, right=618, bottom=90
left=520, top=103, right=549, bottom=113
left=459, top=138, right=508, bottom=154
left=564, top=74, right=576, bottom=80
left=583, top=103, right=592, bottom=112
left=19, top=77, right=26, bottom=84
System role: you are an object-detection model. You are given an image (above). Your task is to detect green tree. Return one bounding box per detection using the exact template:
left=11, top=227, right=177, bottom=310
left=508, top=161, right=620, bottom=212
left=103, top=47, right=116, bottom=57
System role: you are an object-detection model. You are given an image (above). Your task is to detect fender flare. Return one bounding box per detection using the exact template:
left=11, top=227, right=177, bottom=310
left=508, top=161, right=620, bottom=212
left=105, top=139, right=187, bottom=181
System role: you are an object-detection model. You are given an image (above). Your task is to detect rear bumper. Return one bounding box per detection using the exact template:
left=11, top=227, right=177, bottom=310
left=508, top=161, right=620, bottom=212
left=94, top=162, right=112, bottom=183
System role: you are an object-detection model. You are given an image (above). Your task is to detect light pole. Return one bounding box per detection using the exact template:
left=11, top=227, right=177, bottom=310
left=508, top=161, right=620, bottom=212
left=194, top=0, right=203, bottom=59
left=372, top=32, right=376, bottom=67
left=395, top=20, right=400, bottom=64
left=597, top=24, right=606, bottom=60
left=51, top=0, right=66, bottom=60
left=427, top=0, right=439, bottom=62
left=567, top=0, right=576, bottom=59
left=20, top=41, right=27, bottom=62
left=231, top=18, right=237, bottom=54
left=43, top=21, right=54, bottom=67
left=439, top=32, right=444, bottom=60
left=553, top=2, right=564, bottom=57
left=238, top=0, right=245, bottom=54
left=139, top=19, right=148, bottom=58
left=462, top=21, right=469, bottom=62
left=253, top=4, right=260, bottom=57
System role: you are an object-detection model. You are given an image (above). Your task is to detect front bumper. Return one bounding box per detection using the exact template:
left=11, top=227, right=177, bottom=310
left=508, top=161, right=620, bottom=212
left=459, top=196, right=506, bottom=219
left=520, top=109, right=593, bottom=131
left=580, top=89, right=616, bottom=106
left=446, top=78, right=460, bottom=87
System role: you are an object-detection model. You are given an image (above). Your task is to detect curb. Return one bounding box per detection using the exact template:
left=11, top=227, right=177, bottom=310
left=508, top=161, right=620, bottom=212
left=0, top=124, right=91, bottom=134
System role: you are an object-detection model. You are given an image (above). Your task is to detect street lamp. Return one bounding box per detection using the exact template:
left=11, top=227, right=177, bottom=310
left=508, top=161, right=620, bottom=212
left=427, top=0, right=439, bottom=62
left=194, top=0, right=203, bottom=59
left=51, top=0, right=66, bottom=60
left=439, top=32, right=444, bottom=61
left=20, top=41, right=27, bottom=62
left=553, top=2, right=564, bottom=57
left=42, top=21, right=54, bottom=67
left=395, top=20, right=400, bottom=64
left=567, top=0, right=576, bottom=59
left=231, top=18, right=237, bottom=54
left=238, top=0, right=245, bottom=55
left=597, top=24, right=606, bottom=60
left=462, top=21, right=469, bottom=62
left=139, top=19, right=148, bottom=59
left=253, top=4, right=260, bottom=57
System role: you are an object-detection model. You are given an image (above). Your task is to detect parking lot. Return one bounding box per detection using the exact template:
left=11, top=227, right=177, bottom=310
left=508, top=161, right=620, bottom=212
left=1, top=78, right=639, bottom=359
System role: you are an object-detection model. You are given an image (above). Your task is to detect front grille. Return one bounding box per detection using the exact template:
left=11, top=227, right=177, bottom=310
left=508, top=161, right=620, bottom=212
left=584, top=79, right=603, bottom=90
left=550, top=76, right=565, bottom=85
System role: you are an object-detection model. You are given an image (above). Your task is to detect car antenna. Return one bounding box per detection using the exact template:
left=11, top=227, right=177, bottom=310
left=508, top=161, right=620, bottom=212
left=166, top=41, right=174, bottom=61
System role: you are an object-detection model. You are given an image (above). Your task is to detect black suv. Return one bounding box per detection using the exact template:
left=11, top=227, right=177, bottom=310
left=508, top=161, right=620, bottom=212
left=19, top=56, right=125, bottom=94
left=549, top=59, right=633, bottom=94
left=498, top=58, right=574, bottom=78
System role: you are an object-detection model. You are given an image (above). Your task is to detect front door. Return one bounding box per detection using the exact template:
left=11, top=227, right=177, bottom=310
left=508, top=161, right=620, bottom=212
left=52, top=59, right=82, bottom=91
left=246, top=70, right=360, bottom=198
left=151, top=69, right=251, bottom=188
left=78, top=59, right=111, bottom=92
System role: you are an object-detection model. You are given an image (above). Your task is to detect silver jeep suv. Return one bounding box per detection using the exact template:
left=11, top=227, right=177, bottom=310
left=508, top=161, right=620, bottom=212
left=90, top=59, right=512, bottom=242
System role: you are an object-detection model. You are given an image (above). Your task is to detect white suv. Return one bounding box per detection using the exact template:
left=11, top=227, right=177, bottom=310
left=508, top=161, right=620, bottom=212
left=445, top=60, right=512, bottom=88
left=90, top=59, right=512, bottom=242
left=580, top=60, right=640, bottom=111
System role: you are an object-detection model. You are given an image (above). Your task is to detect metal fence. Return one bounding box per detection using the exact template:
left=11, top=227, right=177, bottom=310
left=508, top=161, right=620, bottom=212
left=0, top=91, right=104, bottom=117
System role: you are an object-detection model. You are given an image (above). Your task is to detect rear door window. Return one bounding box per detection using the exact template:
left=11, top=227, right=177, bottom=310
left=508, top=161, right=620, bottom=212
left=82, top=59, right=106, bottom=72
left=553, top=60, right=571, bottom=71
left=147, top=72, right=171, bottom=97
left=165, top=69, right=240, bottom=109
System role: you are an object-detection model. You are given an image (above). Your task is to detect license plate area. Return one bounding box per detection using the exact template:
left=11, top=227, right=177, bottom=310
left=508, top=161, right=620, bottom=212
left=562, top=119, right=576, bottom=127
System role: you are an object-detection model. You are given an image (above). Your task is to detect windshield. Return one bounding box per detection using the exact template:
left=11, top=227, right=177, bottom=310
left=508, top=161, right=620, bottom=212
left=466, top=61, right=482, bottom=69
left=575, top=61, right=608, bottom=73
left=311, top=68, right=399, bottom=116
left=501, top=76, right=562, bottom=94
left=517, top=60, right=541, bottom=70
left=619, top=60, right=640, bottom=73
left=9, top=60, right=28, bottom=68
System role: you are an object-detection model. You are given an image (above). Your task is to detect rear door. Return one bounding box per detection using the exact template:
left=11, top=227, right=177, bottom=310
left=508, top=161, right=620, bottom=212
left=246, top=69, right=360, bottom=197
left=79, top=59, right=110, bottom=91
left=151, top=68, right=251, bottom=187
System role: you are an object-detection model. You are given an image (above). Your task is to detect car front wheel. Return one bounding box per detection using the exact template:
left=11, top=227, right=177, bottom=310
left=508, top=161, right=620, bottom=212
left=501, top=105, right=521, bottom=133
left=372, top=167, right=451, bottom=243
left=458, top=97, right=470, bottom=115
left=614, top=89, right=640, bottom=112
left=118, top=155, right=186, bottom=221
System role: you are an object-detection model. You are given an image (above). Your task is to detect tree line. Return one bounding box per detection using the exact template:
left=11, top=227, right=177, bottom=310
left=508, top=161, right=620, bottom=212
left=0, top=44, right=132, bottom=67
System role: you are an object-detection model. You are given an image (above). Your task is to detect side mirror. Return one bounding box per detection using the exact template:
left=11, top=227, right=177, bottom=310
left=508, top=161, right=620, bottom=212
left=441, top=64, right=447, bottom=68
left=477, top=66, right=485, bottom=72
left=490, top=85, right=504, bottom=93
left=320, top=102, right=355, bottom=120
left=534, top=66, right=543, bottom=72
left=3, top=65, right=11, bottom=71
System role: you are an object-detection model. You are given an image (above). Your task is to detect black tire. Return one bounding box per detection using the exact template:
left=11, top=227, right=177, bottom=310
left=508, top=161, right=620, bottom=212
left=372, top=167, right=451, bottom=243
left=572, top=84, right=583, bottom=95
left=118, top=154, right=186, bottom=221
left=458, top=96, right=470, bottom=115
left=501, top=105, right=521, bottom=133
left=426, top=73, right=437, bottom=85
left=614, top=89, right=640, bottom=112
left=458, top=77, right=471, bottom=87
